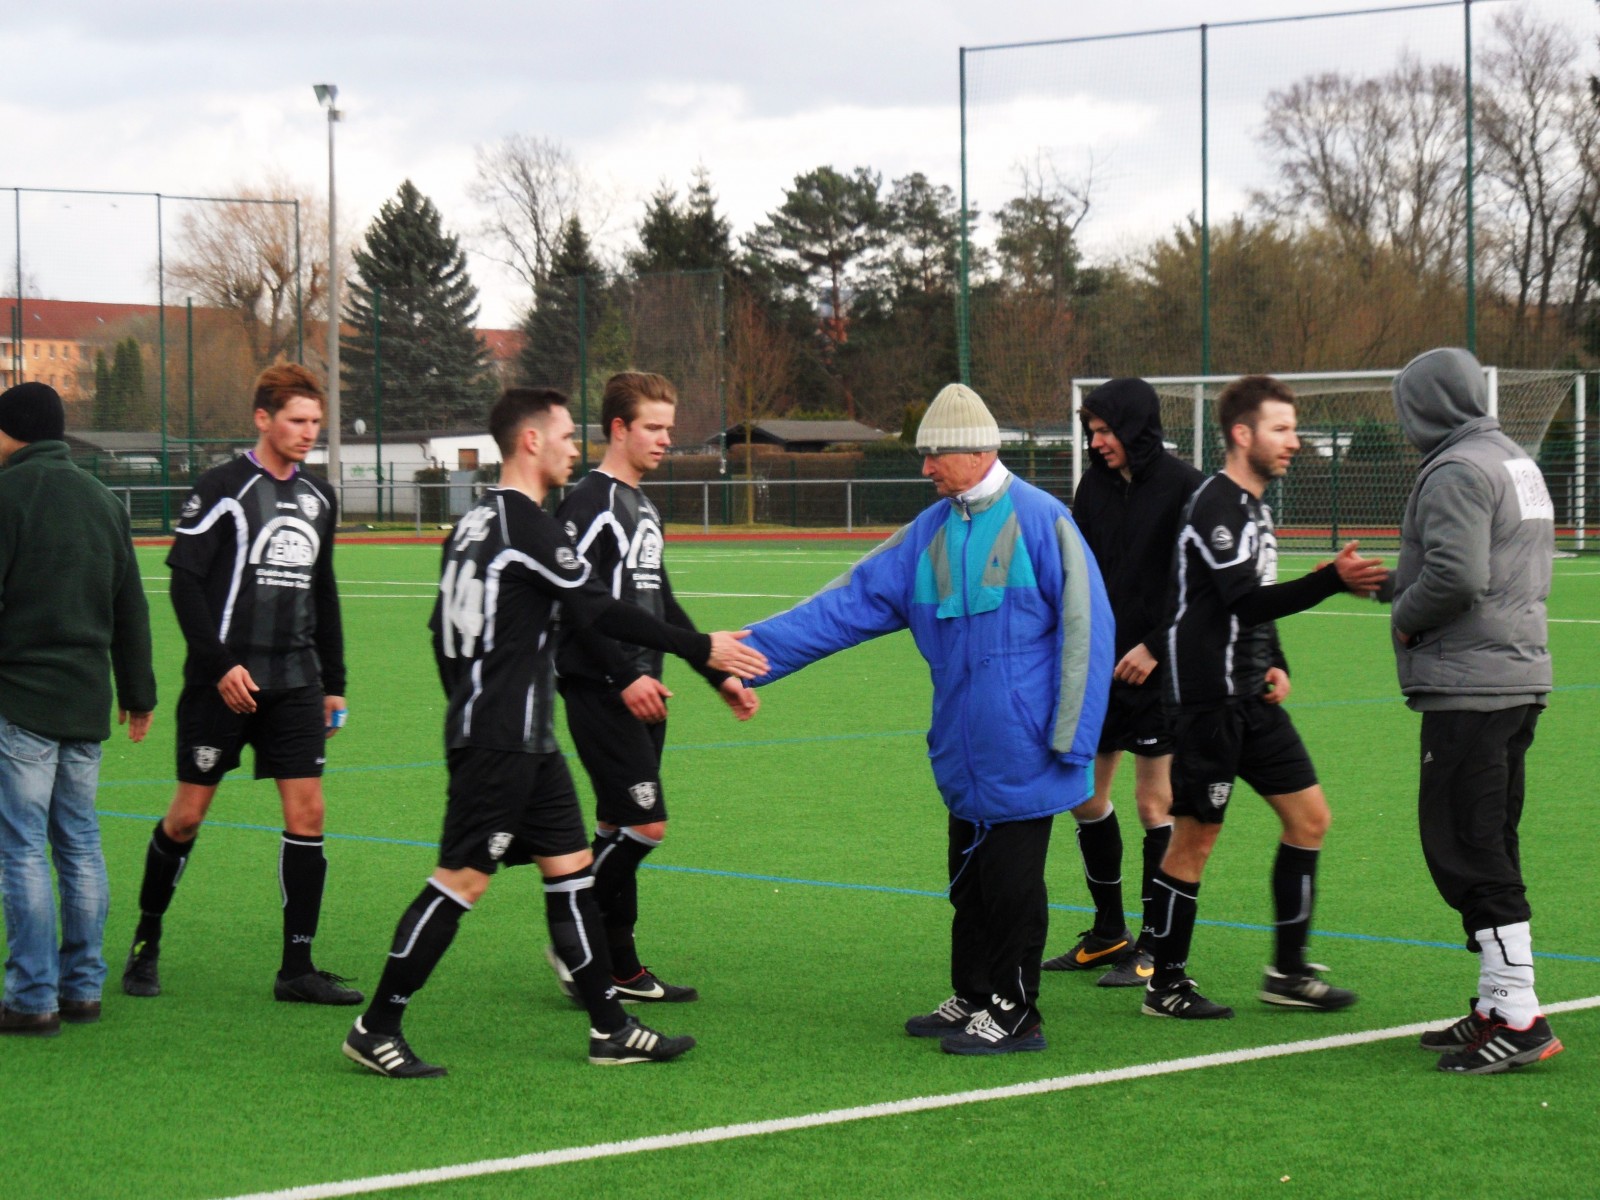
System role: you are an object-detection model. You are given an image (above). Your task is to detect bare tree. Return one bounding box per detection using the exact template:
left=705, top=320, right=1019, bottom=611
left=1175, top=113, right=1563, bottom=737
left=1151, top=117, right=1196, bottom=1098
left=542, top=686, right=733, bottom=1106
left=1255, top=55, right=1466, bottom=277
left=469, top=135, right=609, bottom=292
left=1476, top=8, right=1599, bottom=346
left=166, top=174, right=331, bottom=370
left=724, top=284, right=797, bottom=523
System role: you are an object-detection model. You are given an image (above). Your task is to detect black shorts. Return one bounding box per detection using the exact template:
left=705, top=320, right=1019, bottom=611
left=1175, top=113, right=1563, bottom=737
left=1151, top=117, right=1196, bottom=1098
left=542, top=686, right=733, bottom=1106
left=175, top=683, right=327, bottom=786
left=1168, top=699, right=1317, bottom=824
left=560, top=679, right=669, bottom=826
left=1098, top=679, right=1174, bottom=756
left=439, top=746, right=588, bottom=873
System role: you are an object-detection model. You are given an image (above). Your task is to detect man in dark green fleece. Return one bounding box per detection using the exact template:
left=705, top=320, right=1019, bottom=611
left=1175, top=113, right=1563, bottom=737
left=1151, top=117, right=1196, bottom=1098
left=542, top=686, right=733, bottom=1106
left=0, top=382, right=156, bottom=1037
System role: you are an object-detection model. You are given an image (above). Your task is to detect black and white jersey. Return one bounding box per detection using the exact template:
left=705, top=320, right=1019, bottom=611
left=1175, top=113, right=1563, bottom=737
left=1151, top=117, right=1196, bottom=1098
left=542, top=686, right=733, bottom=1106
left=432, top=486, right=621, bottom=754
left=168, top=454, right=343, bottom=693
left=556, top=470, right=679, bottom=685
left=1164, top=473, right=1281, bottom=707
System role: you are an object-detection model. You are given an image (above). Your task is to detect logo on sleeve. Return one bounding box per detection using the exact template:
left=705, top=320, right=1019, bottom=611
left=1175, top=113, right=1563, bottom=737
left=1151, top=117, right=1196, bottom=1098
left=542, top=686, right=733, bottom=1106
left=1209, top=525, right=1234, bottom=553
left=555, top=546, right=580, bottom=571
left=1504, top=458, right=1553, bottom=521
left=564, top=520, right=579, bottom=541
left=181, top=494, right=203, bottom=519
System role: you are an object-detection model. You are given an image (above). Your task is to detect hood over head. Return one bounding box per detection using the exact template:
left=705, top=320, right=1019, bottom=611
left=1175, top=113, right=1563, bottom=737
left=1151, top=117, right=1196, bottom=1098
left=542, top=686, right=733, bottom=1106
left=1080, top=377, right=1166, bottom=474
left=1393, top=347, right=1489, bottom=454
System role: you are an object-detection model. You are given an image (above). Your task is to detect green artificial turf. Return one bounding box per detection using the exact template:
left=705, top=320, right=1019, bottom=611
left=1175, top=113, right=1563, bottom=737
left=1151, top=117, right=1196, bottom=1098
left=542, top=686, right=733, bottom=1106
left=1, top=540, right=1595, bottom=1199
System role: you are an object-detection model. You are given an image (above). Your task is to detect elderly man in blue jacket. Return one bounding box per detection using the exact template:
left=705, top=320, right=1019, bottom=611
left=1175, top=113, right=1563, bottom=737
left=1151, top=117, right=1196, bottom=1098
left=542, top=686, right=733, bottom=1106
left=743, top=383, right=1113, bottom=1055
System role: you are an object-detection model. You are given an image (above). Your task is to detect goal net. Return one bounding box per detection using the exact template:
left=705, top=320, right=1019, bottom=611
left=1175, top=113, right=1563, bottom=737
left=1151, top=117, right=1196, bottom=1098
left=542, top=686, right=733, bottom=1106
left=1070, top=369, right=1587, bottom=552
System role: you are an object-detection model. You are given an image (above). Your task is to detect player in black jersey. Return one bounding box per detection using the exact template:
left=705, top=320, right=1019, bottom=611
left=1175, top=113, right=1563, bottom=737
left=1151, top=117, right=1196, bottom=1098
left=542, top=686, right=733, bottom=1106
left=1140, top=376, right=1386, bottom=1020
left=122, top=364, right=361, bottom=1005
left=341, top=387, right=767, bottom=1077
left=552, top=372, right=758, bottom=1005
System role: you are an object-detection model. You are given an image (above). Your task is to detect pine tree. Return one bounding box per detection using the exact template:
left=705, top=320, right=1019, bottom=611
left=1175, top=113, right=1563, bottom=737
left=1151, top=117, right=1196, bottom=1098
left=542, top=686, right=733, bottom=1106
left=519, top=216, right=605, bottom=391
left=91, top=350, right=113, bottom=428
left=342, top=180, right=496, bottom=432
left=105, top=338, right=148, bottom=429
left=628, top=166, right=734, bottom=275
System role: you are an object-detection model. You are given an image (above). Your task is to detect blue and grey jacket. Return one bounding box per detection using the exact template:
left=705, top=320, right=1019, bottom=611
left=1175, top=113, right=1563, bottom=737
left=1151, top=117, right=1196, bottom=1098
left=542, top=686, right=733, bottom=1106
left=743, top=466, right=1114, bottom=824
left=1391, top=347, right=1553, bottom=710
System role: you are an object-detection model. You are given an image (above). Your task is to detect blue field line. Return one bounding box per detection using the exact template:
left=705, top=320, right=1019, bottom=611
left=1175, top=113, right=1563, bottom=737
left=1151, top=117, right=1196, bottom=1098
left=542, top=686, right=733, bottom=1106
left=92, top=808, right=1600, bottom=966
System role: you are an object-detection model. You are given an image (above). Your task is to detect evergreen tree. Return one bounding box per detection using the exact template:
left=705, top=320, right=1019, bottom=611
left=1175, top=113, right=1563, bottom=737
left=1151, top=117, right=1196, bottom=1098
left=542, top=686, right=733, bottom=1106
left=106, top=338, right=148, bottom=429
left=627, top=166, right=735, bottom=275
left=342, top=180, right=496, bottom=432
left=91, top=349, right=113, bottom=428
left=519, top=216, right=605, bottom=391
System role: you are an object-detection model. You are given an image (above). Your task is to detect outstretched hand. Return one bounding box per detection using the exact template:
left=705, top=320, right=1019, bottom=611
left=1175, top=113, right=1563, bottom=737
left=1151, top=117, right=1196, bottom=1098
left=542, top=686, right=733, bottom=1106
left=706, top=630, right=769, bottom=680
left=719, top=677, right=760, bottom=722
left=1330, top=540, right=1386, bottom=597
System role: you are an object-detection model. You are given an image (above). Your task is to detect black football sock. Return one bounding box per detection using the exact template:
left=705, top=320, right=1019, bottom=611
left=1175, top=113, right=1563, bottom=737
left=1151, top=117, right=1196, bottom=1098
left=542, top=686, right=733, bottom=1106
left=1074, top=806, right=1125, bottom=937
left=279, top=833, right=328, bottom=978
left=134, top=820, right=195, bottom=946
left=1272, top=843, right=1321, bottom=976
left=363, top=880, right=471, bottom=1036
left=1144, top=868, right=1200, bottom=991
left=545, top=869, right=628, bottom=1034
left=1135, top=824, right=1174, bottom=950
left=593, top=827, right=658, bottom=979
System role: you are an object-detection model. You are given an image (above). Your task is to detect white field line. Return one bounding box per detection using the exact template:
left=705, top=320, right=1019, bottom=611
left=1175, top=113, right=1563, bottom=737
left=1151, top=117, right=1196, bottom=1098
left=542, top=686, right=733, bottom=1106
left=216, top=994, right=1600, bottom=1200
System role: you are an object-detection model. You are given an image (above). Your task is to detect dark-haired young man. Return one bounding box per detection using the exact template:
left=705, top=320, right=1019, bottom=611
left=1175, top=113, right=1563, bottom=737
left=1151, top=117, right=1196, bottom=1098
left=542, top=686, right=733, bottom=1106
left=122, top=364, right=359, bottom=1005
left=1141, top=375, right=1386, bottom=1020
left=341, top=388, right=767, bottom=1078
left=1044, top=378, right=1201, bottom=986
left=553, top=371, right=758, bottom=1005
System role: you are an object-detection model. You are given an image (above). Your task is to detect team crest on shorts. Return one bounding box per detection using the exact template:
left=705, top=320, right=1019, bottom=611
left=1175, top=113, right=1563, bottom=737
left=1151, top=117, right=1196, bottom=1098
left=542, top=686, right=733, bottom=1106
left=298, top=492, right=322, bottom=520
left=1207, top=782, right=1232, bottom=808
left=193, top=746, right=221, bottom=772
left=1209, top=525, right=1235, bottom=552
left=487, top=832, right=513, bottom=861
left=628, top=782, right=659, bottom=810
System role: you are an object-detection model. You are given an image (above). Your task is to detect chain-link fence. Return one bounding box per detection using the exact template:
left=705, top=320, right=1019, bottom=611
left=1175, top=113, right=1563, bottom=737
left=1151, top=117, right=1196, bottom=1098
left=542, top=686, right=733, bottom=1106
left=3, top=185, right=313, bottom=526
left=958, top=0, right=1600, bottom=419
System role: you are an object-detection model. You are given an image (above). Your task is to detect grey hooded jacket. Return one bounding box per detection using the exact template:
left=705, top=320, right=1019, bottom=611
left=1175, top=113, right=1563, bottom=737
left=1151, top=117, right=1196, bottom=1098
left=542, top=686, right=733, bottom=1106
left=1390, top=347, right=1553, bottom=711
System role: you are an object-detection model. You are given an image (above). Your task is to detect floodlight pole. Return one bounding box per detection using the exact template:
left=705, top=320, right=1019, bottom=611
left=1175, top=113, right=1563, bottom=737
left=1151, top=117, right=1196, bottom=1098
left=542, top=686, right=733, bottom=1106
left=315, top=83, right=343, bottom=489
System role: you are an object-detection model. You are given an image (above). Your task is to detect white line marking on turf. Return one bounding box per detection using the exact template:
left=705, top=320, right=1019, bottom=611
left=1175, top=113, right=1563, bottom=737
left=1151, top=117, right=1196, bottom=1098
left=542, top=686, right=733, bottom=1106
left=216, top=994, right=1600, bottom=1200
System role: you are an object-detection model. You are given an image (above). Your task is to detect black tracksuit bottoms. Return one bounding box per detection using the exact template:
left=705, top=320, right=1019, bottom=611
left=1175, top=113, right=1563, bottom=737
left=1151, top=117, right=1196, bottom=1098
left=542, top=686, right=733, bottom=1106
left=947, top=813, right=1054, bottom=1014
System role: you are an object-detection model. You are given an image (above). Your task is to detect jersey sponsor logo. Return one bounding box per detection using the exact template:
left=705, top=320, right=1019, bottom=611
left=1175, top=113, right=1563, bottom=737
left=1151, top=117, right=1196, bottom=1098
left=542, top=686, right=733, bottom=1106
left=563, top=520, right=579, bottom=541
left=628, top=781, right=659, bottom=811
left=276, top=501, right=300, bottom=511
left=193, top=745, right=221, bottom=772
left=487, top=832, right=513, bottom=861
left=1206, top=781, right=1232, bottom=808
left=1209, top=525, right=1234, bottom=552
left=297, top=492, right=322, bottom=520
left=248, top=516, right=321, bottom=569
left=555, top=546, right=581, bottom=571
left=626, top=516, right=665, bottom=572
left=181, top=493, right=203, bottom=519
left=1135, top=737, right=1160, bottom=746
left=1504, top=458, right=1554, bottom=521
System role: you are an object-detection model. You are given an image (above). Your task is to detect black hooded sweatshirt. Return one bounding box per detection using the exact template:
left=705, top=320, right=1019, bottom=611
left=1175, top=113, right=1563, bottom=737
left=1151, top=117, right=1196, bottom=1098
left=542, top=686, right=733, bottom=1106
left=1072, top=378, right=1204, bottom=663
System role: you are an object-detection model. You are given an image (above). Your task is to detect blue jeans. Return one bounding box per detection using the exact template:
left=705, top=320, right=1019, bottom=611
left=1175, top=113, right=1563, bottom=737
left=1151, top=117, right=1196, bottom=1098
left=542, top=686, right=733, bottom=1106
left=0, top=713, right=107, bottom=1014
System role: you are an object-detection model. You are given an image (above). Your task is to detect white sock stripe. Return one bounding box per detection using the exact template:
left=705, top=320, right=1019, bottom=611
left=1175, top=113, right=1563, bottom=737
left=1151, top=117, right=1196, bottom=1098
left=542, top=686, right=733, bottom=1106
left=281, top=835, right=325, bottom=848
left=544, top=876, right=595, bottom=895
left=561, top=891, right=595, bottom=975
left=391, top=895, right=448, bottom=960
left=426, top=878, right=474, bottom=910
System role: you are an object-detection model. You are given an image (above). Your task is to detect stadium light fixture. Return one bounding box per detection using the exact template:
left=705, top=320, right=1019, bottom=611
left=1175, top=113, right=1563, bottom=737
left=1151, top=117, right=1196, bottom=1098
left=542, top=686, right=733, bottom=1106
left=314, top=83, right=343, bottom=489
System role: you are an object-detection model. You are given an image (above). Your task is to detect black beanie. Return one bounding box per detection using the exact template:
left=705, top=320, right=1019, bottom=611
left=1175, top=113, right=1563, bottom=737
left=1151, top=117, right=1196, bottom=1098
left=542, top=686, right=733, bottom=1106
left=0, top=382, right=67, bottom=443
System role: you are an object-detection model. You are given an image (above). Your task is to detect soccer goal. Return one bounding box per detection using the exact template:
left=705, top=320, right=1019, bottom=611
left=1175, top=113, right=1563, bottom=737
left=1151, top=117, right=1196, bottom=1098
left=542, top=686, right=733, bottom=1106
left=1070, top=369, right=1589, bottom=553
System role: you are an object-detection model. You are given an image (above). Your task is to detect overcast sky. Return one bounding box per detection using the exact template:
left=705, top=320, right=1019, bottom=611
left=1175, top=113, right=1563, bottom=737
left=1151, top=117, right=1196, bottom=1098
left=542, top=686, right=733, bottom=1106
left=6, top=0, right=1597, bottom=326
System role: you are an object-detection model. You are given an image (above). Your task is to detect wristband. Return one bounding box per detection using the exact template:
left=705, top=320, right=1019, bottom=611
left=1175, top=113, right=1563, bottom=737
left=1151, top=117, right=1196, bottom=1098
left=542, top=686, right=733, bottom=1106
left=329, top=708, right=348, bottom=729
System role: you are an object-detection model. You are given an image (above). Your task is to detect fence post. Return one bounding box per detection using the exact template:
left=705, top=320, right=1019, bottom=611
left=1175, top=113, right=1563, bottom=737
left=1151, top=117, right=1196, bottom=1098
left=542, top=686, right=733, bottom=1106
left=702, top=481, right=710, bottom=533
left=846, top=481, right=853, bottom=532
